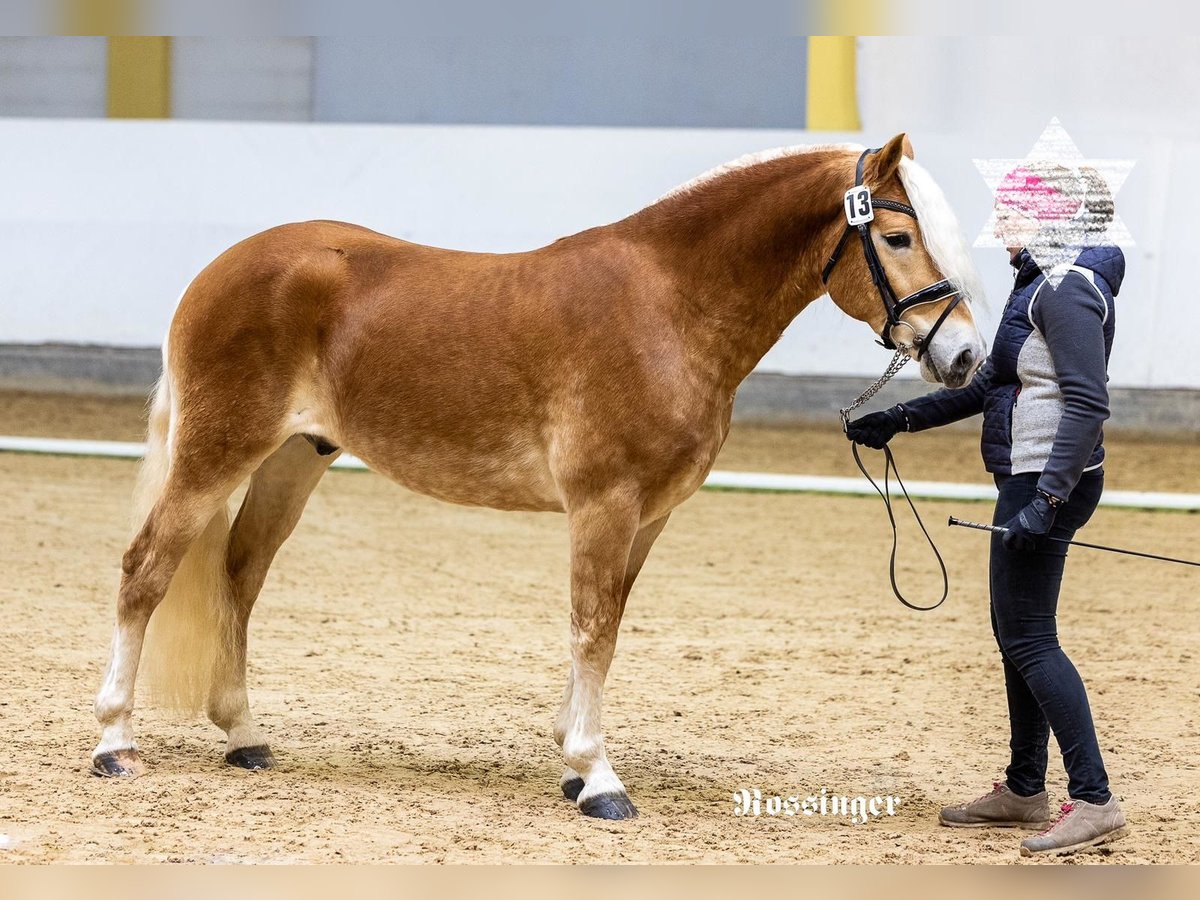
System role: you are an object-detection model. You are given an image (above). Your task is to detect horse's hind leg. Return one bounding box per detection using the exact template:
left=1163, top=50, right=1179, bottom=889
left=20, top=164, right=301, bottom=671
left=559, top=513, right=670, bottom=803
left=209, top=435, right=337, bottom=769
left=93, top=471, right=252, bottom=776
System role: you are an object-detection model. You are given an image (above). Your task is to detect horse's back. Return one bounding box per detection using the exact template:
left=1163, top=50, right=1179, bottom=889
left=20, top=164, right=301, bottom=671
left=168, top=220, right=495, bottom=378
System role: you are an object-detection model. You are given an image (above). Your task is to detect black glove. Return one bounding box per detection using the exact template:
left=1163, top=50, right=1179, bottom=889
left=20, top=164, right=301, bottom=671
left=1001, top=493, right=1058, bottom=552
left=846, top=405, right=908, bottom=449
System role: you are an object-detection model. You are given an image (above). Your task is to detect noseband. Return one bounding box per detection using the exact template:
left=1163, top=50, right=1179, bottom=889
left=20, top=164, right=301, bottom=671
left=822, top=147, right=962, bottom=358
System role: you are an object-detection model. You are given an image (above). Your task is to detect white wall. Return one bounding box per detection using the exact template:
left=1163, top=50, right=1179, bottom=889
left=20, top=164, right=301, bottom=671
left=855, top=35, right=1198, bottom=390
left=860, top=36, right=1200, bottom=144
left=0, top=118, right=1194, bottom=389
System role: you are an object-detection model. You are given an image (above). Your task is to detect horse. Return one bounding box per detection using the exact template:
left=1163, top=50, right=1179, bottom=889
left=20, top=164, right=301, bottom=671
left=91, top=133, right=986, bottom=820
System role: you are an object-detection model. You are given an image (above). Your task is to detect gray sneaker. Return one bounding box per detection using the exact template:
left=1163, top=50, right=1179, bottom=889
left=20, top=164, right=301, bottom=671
left=1019, top=797, right=1128, bottom=857
left=939, top=782, right=1050, bottom=829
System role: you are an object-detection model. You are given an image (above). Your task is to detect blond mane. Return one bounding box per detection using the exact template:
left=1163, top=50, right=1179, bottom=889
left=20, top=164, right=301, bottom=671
left=656, top=143, right=985, bottom=308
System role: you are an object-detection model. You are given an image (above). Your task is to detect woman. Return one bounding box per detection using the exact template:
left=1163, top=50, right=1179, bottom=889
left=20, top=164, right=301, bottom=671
left=847, top=162, right=1127, bottom=857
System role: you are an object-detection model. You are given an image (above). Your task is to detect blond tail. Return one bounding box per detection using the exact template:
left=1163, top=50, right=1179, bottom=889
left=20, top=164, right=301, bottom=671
left=136, top=344, right=235, bottom=712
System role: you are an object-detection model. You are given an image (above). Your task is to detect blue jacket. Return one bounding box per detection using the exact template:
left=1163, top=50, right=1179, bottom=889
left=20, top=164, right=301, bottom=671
left=901, top=245, right=1124, bottom=501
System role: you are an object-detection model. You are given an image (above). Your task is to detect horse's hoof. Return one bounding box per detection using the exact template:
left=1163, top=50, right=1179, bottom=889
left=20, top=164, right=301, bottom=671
left=561, top=776, right=585, bottom=801
left=92, top=748, right=145, bottom=778
left=225, top=745, right=276, bottom=770
left=579, top=792, right=639, bottom=820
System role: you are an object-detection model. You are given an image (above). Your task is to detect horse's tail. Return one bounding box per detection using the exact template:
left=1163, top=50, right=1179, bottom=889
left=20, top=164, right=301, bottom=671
left=137, top=338, right=234, bottom=712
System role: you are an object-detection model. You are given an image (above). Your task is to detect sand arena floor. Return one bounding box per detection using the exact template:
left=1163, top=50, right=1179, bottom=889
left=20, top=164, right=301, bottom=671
left=0, top=392, right=1197, bottom=863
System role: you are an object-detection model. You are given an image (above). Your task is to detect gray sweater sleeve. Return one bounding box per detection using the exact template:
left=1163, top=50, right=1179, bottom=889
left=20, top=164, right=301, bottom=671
left=1033, top=272, right=1111, bottom=501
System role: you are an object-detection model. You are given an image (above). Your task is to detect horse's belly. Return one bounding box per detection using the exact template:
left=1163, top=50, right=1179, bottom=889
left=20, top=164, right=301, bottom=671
left=345, top=438, right=563, bottom=512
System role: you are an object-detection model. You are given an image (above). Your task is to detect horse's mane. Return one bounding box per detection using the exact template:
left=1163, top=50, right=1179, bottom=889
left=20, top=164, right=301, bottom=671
left=656, top=142, right=864, bottom=202
left=655, top=143, right=984, bottom=309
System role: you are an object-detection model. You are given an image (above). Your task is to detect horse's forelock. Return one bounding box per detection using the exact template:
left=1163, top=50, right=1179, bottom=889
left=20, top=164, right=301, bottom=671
left=897, top=157, right=988, bottom=309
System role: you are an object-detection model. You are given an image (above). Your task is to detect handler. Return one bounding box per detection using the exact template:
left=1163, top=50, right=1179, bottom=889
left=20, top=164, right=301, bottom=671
left=846, top=163, right=1127, bottom=857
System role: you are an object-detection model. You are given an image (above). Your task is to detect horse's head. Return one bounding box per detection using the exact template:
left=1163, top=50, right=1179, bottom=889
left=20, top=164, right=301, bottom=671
left=822, top=134, right=987, bottom=389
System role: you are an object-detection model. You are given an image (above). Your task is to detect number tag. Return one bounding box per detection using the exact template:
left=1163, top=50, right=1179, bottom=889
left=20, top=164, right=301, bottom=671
left=844, top=185, right=874, bottom=226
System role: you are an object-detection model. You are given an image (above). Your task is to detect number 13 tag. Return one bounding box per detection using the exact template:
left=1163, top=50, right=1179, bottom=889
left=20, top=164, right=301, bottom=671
left=844, top=185, right=874, bottom=226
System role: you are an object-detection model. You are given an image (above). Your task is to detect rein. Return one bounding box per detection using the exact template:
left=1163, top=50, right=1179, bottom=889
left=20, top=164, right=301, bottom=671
left=839, top=354, right=949, bottom=612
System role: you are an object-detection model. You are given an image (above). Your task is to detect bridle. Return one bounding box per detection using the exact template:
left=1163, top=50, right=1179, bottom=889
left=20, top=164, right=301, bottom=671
left=828, top=147, right=960, bottom=613
left=822, top=147, right=962, bottom=359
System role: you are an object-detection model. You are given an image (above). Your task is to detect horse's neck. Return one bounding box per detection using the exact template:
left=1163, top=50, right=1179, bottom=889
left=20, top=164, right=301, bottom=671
left=620, top=154, right=844, bottom=390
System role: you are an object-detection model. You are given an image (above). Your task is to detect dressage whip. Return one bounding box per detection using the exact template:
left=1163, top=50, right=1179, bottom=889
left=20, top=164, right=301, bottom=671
left=947, top=516, right=1200, bottom=567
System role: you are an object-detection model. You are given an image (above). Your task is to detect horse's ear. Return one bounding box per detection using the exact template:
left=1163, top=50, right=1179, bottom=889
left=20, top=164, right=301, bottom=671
left=865, top=133, right=914, bottom=185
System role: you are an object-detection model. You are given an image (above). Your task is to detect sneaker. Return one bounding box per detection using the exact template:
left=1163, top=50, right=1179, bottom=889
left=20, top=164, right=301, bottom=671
left=938, top=782, right=1050, bottom=829
left=1019, top=797, right=1128, bottom=857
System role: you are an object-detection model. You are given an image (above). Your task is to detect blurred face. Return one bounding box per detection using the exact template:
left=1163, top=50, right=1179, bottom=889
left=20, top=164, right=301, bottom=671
left=993, top=201, right=1039, bottom=256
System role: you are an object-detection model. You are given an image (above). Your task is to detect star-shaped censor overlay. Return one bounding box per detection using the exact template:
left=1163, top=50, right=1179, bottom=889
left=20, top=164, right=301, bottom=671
left=974, top=118, right=1135, bottom=286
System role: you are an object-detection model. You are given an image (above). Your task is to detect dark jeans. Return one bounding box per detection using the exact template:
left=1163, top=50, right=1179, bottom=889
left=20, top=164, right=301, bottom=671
left=989, top=469, right=1110, bottom=805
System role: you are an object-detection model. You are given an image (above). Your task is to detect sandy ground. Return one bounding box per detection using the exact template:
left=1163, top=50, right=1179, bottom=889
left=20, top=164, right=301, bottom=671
left=0, top=392, right=1198, bottom=864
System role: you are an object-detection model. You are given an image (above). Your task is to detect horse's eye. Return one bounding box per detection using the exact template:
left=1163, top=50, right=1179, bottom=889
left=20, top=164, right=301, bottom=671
left=884, top=233, right=911, bottom=249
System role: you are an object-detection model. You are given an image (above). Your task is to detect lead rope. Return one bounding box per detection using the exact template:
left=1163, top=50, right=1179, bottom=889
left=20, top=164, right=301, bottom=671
left=840, top=350, right=949, bottom=612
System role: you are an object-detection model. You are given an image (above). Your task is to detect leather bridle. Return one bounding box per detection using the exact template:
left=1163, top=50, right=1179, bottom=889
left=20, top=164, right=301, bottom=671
left=822, top=147, right=962, bottom=358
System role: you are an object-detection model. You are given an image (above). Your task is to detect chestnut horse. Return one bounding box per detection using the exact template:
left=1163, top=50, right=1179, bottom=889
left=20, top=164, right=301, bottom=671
left=92, top=133, right=986, bottom=819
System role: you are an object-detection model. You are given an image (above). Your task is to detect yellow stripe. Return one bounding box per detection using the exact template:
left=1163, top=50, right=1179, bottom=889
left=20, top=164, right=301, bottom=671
left=806, top=36, right=859, bottom=131
left=818, top=0, right=888, bottom=34
left=107, top=37, right=171, bottom=119
left=61, top=0, right=134, bottom=34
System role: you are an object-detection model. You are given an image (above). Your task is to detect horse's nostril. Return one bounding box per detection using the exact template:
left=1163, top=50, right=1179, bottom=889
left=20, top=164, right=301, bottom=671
left=954, top=348, right=974, bottom=373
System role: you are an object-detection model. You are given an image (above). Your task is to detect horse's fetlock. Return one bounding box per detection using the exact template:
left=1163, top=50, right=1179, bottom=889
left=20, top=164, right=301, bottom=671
left=205, top=700, right=230, bottom=731
left=93, top=694, right=126, bottom=726
left=563, top=735, right=604, bottom=770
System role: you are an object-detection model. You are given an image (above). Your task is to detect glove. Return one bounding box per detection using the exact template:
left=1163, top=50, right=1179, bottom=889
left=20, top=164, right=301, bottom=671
left=1001, top=493, right=1058, bottom=552
left=846, top=405, right=908, bottom=449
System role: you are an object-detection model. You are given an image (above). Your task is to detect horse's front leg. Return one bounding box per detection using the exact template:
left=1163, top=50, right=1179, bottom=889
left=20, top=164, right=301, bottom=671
left=558, top=513, right=670, bottom=805
left=554, top=495, right=646, bottom=819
